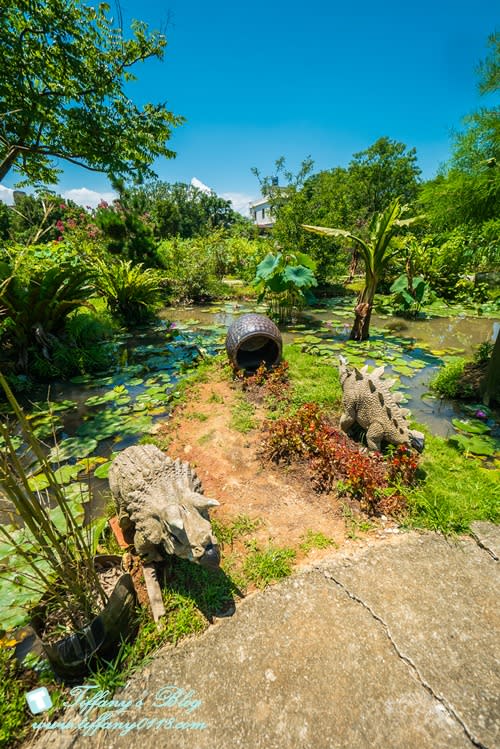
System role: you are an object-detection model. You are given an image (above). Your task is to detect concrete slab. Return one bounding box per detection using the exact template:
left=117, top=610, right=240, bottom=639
left=318, top=531, right=500, bottom=748
left=27, top=530, right=499, bottom=749
left=470, top=521, right=500, bottom=560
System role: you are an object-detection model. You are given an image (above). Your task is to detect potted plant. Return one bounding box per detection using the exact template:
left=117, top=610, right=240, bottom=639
left=0, top=373, right=137, bottom=680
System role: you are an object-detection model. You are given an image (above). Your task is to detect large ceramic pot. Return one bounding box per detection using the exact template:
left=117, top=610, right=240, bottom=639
left=40, top=555, right=137, bottom=681
left=225, top=313, right=282, bottom=371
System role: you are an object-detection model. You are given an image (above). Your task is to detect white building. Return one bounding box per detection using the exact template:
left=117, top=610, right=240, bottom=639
left=249, top=197, right=275, bottom=229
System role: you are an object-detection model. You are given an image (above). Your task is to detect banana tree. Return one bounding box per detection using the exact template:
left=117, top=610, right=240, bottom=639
left=302, top=198, right=418, bottom=340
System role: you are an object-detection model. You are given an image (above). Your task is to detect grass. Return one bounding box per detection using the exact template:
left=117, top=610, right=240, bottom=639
left=211, top=514, right=261, bottom=549
left=406, top=432, right=500, bottom=534
left=299, top=529, right=338, bottom=553
left=341, top=504, right=376, bottom=539
left=242, top=544, right=296, bottom=588
left=429, top=358, right=471, bottom=398
left=284, top=344, right=342, bottom=411
left=230, top=396, right=257, bottom=433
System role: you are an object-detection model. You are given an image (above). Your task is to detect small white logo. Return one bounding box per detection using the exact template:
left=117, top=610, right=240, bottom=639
left=26, top=687, right=53, bottom=714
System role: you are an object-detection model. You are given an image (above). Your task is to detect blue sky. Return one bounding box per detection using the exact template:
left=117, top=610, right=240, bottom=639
left=1, top=0, right=497, bottom=212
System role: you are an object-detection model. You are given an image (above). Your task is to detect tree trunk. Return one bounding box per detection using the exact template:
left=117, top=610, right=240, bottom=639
left=0, top=147, right=21, bottom=183
left=480, top=330, right=500, bottom=406
left=349, top=281, right=376, bottom=341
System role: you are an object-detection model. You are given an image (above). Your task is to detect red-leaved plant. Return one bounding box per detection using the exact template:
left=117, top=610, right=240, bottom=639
left=261, top=403, right=419, bottom=516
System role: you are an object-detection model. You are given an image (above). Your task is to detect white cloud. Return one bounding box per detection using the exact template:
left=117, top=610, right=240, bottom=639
left=62, top=187, right=117, bottom=209
left=0, top=185, right=15, bottom=205
left=190, top=176, right=213, bottom=195
left=221, top=192, right=256, bottom=217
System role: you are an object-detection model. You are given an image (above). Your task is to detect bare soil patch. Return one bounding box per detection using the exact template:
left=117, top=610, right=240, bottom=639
left=152, top=371, right=398, bottom=570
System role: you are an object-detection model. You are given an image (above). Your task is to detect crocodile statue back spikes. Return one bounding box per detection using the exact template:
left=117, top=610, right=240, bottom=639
left=338, top=356, right=425, bottom=453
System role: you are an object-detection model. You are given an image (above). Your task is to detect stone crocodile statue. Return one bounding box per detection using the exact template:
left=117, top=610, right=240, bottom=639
left=338, top=356, right=425, bottom=453
left=108, top=444, right=220, bottom=569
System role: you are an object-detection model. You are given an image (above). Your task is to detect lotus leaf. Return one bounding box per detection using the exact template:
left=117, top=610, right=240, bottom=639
left=48, top=436, right=99, bottom=461
left=448, top=433, right=499, bottom=457
left=27, top=473, right=51, bottom=491
left=53, top=464, right=82, bottom=484
left=93, top=461, right=112, bottom=479
left=452, top=419, right=491, bottom=435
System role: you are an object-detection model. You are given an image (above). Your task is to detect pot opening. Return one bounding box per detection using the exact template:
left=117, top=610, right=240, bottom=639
left=236, top=336, right=280, bottom=370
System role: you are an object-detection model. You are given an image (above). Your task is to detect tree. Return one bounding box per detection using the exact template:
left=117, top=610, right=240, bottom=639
left=142, top=181, right=238, bottom=238
left=420, top=32, right=500, bottom=231
left=303, top=198, right=418, bottom=340
left=0, top=0, right=183, bottom=185
left=347, top=137, right=421, bottom=217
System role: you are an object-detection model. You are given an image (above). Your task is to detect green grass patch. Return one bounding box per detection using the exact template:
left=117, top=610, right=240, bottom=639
left=230, top=396, right=257, bottom=433
left=242, top=544, right=296, bottom=588
left=406, top=432, right=500, bottom=534
left=212, top=514, right=261, bottom=549
left=187, top=411, right=208, bottom=421
left=284, top=344, right=342, bottom=411
left=299, top=529, right=338, bottom=553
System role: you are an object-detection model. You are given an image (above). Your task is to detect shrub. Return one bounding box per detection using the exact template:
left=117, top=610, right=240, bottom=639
left=90, top=257, right=163, bottom=325
left=430, top=359, right=472, bottom=399
left=261, top=403, right=418, bottom=515
left=156, top=235, right=222, bottom=303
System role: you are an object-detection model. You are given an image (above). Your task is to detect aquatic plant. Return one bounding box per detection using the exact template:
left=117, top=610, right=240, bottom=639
left=0, top=373, right=106, bottom=632
left=253, top=250, right=317, bottom=322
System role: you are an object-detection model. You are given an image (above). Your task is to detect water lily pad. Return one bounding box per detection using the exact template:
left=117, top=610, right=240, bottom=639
left=53, top=464, right=82, bottom=484
left=93, top=461, right=112, bottom=479
left=452, top=419, right=491, bottom=435
left=48, top=436, right=98, bottom=462
left=448, top=433, right=499, bottom=457
left=27, top=473, right=51, bottom=492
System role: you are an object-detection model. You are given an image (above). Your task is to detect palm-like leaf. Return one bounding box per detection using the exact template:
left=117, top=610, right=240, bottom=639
left=302, top=198, right=419, bottom=340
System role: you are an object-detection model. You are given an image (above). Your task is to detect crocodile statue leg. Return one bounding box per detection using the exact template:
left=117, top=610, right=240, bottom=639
left=365, top=421, right=385, bottom=452
left=340, top=412, right=356, bottom=435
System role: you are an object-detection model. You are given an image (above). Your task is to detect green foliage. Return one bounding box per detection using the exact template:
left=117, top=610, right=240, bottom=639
left=90, top=257, right=163, bottom=325
left=299, top=529, right=337, bottom=553
left=407, top=433, right=500, bottom=533
left=430, top=359, right=471, bottom=399
left=253, top=250, right=318, bottom=321
left=144, top=181, right=240, bottom=239
left=0, top=259, right=95, bottom=372
left=389, top=274, right=430, bottom=315
left=156, top=233, right=241, bottom=303
left=0, top=0, right=183, bottom=185
left=0, top=374, right=106, bottom=631
left=284, top=344, right=343, bottom=409
left=211, top=515, right=261, bottom=549
left=94, top=180, right=157, bottom=265
left=304, top=198, right=418, bottom=339
left=0, top=647, right=32, bottom=748
left=242, top=544, right=296, bottom=588
left=230, top=396, right=257, bottom=433
left=347, top=137, right=421, bottom=216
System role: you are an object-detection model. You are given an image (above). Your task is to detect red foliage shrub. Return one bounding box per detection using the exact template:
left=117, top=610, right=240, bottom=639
left=261, top=403, right=419, bottom=516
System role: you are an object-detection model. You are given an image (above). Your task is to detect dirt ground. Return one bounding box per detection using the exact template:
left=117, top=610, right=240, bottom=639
left=152, top=373, right=399, bottom=568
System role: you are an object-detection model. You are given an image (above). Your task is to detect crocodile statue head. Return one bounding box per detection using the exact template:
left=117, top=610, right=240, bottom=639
left=108, top=445, right=220, bottom=568
left=338, top=356, right=425, bottom=453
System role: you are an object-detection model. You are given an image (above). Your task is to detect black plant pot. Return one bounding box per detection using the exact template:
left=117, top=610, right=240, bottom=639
left=226, top=313, right=282, bottom=371
left=41, top=556, right=137, bottom=681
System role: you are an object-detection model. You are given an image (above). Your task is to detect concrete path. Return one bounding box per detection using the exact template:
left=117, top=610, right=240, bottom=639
left=28, top=528, right=500, bottom=749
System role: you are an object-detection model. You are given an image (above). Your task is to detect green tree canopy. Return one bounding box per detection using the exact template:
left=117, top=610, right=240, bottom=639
left=347, top=137, right=421, bottom=216
left=0, top=0, right=183, bottom=185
